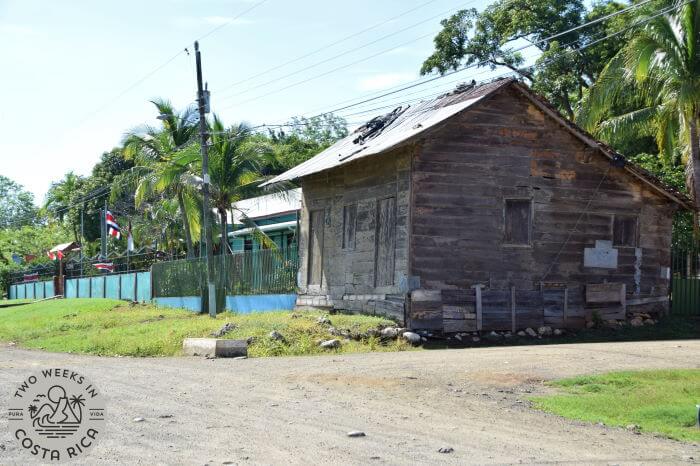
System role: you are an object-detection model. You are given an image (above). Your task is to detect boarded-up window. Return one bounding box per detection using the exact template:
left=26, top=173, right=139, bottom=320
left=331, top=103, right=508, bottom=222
left=504, top=199, right=531, bottom=245
left=375, top=197, right=396, bottom=287
left=613, top=215, right=638, bottom=247
left=308, top=210, right=325, bottom=285
left=342, top=204, right=357, bottom=250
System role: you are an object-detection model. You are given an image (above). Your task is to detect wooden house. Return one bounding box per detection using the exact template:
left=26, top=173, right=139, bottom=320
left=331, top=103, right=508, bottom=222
left=263, top=79, right=692, bottom=332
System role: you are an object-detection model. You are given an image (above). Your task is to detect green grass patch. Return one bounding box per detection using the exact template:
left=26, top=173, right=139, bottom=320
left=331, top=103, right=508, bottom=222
left=0, top=299, right=412, bottom=358
left=531, top=370, right=700, bottom=442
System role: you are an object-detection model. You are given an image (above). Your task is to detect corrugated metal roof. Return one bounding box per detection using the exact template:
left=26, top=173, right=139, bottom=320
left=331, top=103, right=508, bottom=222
left=262, top=78, right=692, bottom=209
left=231, top=188, right=301, bottom=223
left=261, top=78, right=514, bottom=186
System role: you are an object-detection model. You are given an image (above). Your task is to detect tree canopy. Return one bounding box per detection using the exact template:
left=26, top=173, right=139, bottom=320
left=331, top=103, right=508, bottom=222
left=0, top=175, right=37, bottom=230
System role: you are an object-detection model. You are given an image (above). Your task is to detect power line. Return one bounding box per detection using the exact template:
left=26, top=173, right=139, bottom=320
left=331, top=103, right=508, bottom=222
left=253, top=0, right=682, bottom=135
left=293, top=0, right=665, bottom=121
left=1, top=0, right=670, bottom=229
left=215, top=0, right=444, bottom=93
left=195, top=0, right=271, bottom=42
left=216, top=0, right=480, bottom=101
left=217, top=31, right=436, bottom=111
left=335, top=2, right=685, bottom=121
left=2, top=120, right=356, bottom=229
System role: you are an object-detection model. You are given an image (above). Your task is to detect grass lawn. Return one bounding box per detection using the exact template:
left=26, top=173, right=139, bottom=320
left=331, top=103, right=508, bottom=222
left=531, top=370, right=700, bottom=442
left=0, top=299, right=412, bottom=357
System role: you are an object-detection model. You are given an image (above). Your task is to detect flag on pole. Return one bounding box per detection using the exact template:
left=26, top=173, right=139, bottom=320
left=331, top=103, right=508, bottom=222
left=47, top=250, right=64, bottom=261
left=94, top=262, right=114, bottom=273
left=127, top=221, right=134, bottom=252
left=105, top=210, right=121, bottom=239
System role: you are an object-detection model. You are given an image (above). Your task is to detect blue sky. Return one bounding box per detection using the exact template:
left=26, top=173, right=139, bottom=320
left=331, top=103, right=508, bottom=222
left=1, top=0, right=497, bottom=202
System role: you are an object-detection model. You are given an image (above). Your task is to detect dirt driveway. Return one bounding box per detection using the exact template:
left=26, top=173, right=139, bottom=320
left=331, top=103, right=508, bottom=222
left=1, top=340, right=699, bottom=465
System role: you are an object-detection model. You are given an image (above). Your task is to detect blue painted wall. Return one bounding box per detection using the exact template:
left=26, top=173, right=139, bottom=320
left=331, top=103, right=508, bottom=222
left=64, top=271, right=151, bottom=302
left=225, top=294, right=296, bottom=313
left=154, top=296, right=202, bottom=312
left=7, top=280, right=55, bottom=300
left=154, top=293, right=296, bottom=313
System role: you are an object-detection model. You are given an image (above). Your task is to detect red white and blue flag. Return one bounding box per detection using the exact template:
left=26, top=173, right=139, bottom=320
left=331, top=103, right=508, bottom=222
left=106, top=210, right=121, bottom=239
left=94, top=262, right=114, bottom=272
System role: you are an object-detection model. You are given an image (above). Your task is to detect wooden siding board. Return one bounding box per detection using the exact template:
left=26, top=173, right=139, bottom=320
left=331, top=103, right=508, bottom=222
left=408, top=86, right=675, bottom=330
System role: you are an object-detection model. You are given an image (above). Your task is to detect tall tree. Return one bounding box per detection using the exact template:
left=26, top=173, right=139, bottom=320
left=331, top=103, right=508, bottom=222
left=579, top=0, right=700, bottom=218
left=208, top=117, right=270, bottom=252
left=0, top=176, right=38, bottom=229
left=420, top=0, right=628, bottom=119
left=119, top=99, right=201, bottom=257
left=263, top=114, right=348, bottom=175
left=44, top=172, right=86, bottom=242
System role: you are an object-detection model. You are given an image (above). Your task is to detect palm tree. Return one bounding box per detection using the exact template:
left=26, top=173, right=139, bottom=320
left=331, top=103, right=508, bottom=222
left=44, top=172, right=85, bottom=241
left=118, top=99, right=201, bottom=257
left=69, top=394, right=86, bottom=421
left=208, top=117, right=271, bottom=253
left=579, top=0, right=700, bottom=217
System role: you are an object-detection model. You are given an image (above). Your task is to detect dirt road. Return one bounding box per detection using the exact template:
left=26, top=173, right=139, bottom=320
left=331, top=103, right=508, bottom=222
left=1, top=340, right=699, bottom=465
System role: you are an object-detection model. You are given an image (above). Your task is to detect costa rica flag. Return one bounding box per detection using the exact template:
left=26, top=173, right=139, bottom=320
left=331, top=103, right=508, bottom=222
left=94, top=262, right=114, bottom=272
left=106, top=210, right=121, bottom=239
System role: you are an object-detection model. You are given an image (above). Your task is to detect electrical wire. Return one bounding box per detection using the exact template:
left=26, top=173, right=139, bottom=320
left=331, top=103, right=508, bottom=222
left=215, top=0, right=445, bottom=93
left=216, top=0, right=482, bottom=101
left=276, top=0, right=658, bottom=121
left=0, top=0, right=672, bottom=229
left=257, top=0, right=667, bottom=127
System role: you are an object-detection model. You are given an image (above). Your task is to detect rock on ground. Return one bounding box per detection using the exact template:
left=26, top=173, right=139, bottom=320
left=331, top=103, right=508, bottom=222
left=401, top=332, right=421, bottom=345
left=320, top=339, right=341, bottom=349
left=211, top=322, right=237, bottom=338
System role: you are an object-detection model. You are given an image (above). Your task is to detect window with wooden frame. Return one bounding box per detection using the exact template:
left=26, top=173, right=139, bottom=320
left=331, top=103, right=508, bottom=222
left=342, top=204, right=357, bottom=250
left=504, top=199, right=532, bottom=246
left=613, top=215, right=638, bottom=247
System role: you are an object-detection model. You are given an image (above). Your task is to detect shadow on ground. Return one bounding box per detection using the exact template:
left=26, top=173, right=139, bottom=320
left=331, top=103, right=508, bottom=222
left=421, top=315, right=700, bottom=350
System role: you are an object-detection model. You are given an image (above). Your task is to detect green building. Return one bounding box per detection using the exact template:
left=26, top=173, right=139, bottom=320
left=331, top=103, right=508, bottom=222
left=228, top=188, right=301, bottom=253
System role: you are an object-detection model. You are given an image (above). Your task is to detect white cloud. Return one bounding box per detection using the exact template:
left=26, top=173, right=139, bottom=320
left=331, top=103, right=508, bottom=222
left=170, top=16, right=254, bottom=29
left=357, top=73, right=416, bottom=91
left=0, top=23, right=35, bottom=36
left=203, top=16, right=254, bottom=25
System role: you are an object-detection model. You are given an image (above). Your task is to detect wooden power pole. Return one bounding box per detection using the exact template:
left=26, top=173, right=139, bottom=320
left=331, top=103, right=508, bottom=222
left=195, top=41, right=217, bottom=318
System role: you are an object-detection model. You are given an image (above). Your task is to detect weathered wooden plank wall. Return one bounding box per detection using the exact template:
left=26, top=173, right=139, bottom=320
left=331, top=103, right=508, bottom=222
left=295, top=148, right=412, bottom=315
left=408, top=87, right=676, bottom=331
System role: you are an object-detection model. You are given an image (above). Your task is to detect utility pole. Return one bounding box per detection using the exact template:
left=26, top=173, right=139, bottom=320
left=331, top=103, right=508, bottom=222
left=101, top=199, right=107, bottom=260
left=80, top=207, right=84, bottom=276
left=195, top=41, right=217, bottom=318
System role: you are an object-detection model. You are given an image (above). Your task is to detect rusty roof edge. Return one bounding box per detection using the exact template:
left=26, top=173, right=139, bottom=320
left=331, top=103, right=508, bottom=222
left=511, top=81, right=695, bottom=211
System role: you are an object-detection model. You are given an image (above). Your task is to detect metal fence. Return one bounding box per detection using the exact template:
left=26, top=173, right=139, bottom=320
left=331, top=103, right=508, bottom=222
left=8, top=280, right=55, bottom=300
left=671, top=244, right=700, bottom=316
left=152, top=247, right=299, bottom=299
left=64, top=271, right=151, bottom=302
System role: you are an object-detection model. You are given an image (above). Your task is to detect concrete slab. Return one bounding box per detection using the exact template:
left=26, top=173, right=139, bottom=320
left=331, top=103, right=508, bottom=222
left=182, top=338, right=247, bottom=358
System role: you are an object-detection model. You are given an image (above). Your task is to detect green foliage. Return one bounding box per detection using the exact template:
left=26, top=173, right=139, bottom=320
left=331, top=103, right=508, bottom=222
left=264, top=114, right=348, bottom=175
left=0, top=176, right=37, bottom=230
left=0, top=223, right=70, bottom=295
left=579, top=0, right=700, bottom=203
left=116, top=99, right=202, bottom=257
left=531, top=369, right=700, bottom=442
left=420, top=0, right=626, bottom=118
left=0, top=299, right=410, bottom=358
